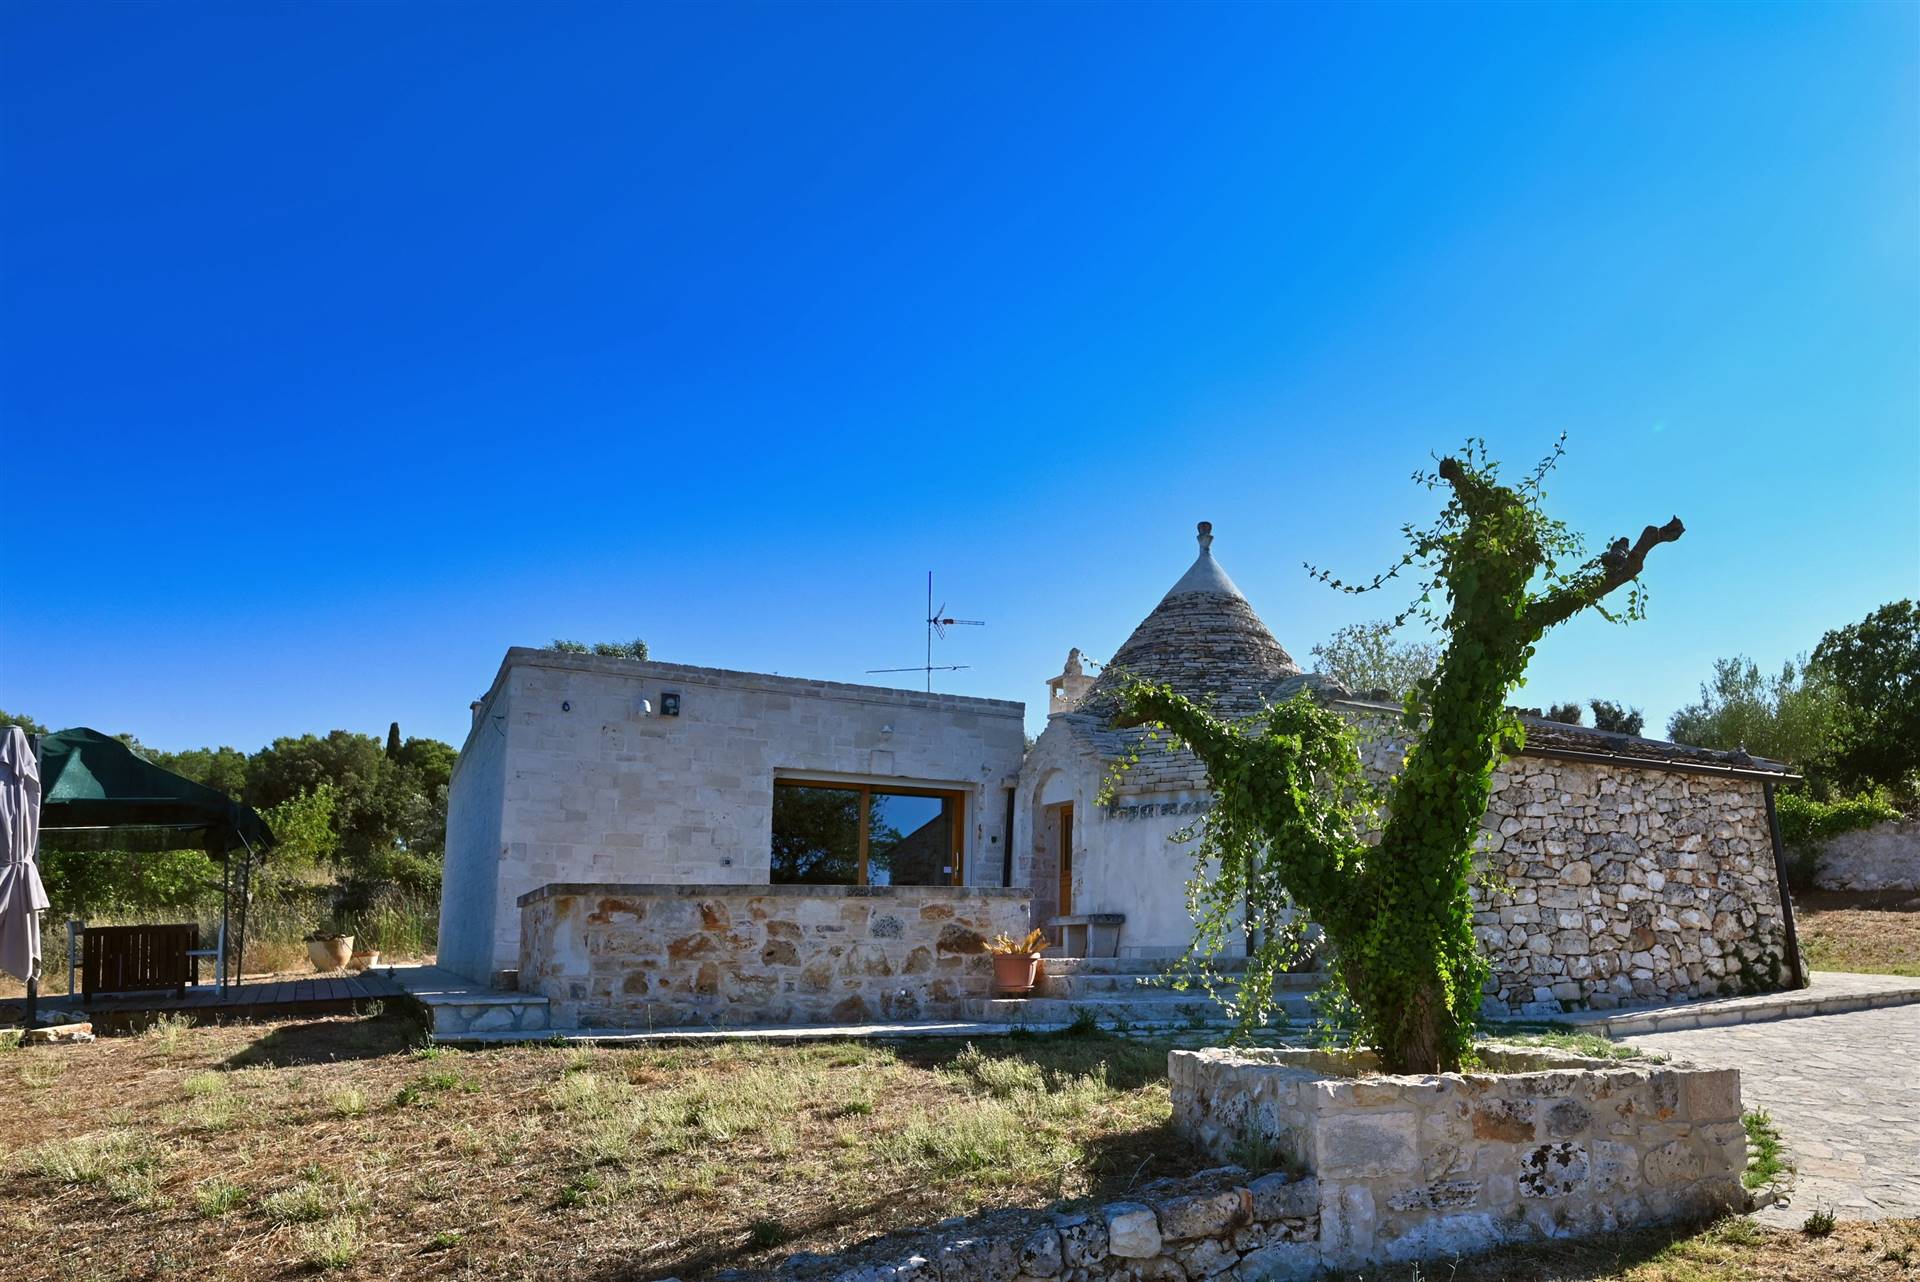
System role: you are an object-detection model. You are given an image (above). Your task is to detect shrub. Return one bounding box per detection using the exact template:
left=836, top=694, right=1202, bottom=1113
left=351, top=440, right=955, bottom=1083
left=1777, top=790, right=1900, bottom=888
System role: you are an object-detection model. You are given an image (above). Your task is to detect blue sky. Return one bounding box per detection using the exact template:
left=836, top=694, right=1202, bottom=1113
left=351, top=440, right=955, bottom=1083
left=3, top=3, right=1915, bottom=752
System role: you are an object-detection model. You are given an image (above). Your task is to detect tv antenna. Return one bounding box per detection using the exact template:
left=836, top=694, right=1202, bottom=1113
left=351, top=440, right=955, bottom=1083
left=867, top=571, right=985, bottom=692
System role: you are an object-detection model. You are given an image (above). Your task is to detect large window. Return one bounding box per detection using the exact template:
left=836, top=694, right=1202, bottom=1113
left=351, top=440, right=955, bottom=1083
left=771, top=779, right=964, bottom=886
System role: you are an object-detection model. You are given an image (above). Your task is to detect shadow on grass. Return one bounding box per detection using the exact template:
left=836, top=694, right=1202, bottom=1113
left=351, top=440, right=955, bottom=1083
left=220, top=1010, right=420, bottom=1068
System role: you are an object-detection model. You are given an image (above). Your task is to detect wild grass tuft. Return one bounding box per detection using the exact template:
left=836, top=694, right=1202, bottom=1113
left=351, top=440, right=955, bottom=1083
left=26, top=1130, right=162, bottom=1185
left=182, top=1070, right=227, bottom=1098
left=261, top=1169, right=352, bottom=1225
left=19, top=1056, right=64, bottom=1088
left=328, top=1084, right=369, bottom=1117
left=1802, top=1206, right=1838, bottom=1237
left=297, top=1216, right=362, bottom=1270
left=148, top=1013, right=194, bottom=1058
left=193, top=1178, right=248, bottom=1218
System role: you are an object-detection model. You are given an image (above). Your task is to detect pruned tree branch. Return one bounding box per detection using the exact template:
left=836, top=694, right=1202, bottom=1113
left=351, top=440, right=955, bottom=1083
left=1527, top=516, right=1685, bottom=630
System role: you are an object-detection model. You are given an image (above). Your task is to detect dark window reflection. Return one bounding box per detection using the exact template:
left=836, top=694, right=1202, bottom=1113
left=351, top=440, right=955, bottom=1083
left=770, top=784, right=861, bottom=885
left=867, top=792, right=954, bottom=886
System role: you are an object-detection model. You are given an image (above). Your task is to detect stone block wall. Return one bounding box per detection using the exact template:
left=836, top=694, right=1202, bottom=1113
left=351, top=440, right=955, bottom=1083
left=518, top=882, right=1032, bottom=1029
left=771, top=1167, right=1323, bottom=1282
left=1171, top=1046, right=1746, bottom=1270
left=443, top=649, right=1029, bottom=981
left=1353, top=719, right=1792, bottom=1014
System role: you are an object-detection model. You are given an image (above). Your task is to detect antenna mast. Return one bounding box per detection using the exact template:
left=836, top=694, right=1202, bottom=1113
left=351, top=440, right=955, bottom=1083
left=867, top=571, right=986, bottom=692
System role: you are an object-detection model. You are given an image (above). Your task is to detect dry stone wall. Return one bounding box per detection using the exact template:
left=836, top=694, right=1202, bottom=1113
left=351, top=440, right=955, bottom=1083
left=769, top=1166, right=1323, bottom=1282
left=1171, top=1046, right=1746, bottom=1270
left=1353, top=720, right=1792, bottom=1015
left=518, top=882, right=1031, bottom=1029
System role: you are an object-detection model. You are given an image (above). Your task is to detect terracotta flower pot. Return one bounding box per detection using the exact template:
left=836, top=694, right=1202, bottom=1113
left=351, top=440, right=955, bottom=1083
left=992, top=952, right=1040, bottom=996
left=307, top=935, right=353, bottom=972
left=346, top=950, right=380, bottom=973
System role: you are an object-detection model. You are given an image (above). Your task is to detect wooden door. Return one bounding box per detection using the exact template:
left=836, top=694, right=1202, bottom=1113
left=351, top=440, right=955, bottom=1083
left=1058, top=803, right=1074, bottom=916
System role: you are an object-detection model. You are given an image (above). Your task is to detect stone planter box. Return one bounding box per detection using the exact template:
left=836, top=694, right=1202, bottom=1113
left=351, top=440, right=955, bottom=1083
left=1171, top=1045, right=1746, bottom=1271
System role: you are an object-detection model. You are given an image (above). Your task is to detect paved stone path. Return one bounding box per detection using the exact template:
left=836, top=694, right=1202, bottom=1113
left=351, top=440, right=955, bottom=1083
left=1628, top=1003, right=1920, bottom=1226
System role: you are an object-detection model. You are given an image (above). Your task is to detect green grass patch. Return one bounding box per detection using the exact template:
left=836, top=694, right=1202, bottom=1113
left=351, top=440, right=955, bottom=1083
left=1742, top=1109, right=1790, bottom=1190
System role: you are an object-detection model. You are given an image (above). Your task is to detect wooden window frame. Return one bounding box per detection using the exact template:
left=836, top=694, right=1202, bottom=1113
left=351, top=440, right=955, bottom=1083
left=773, top=778, right=967, bottom=886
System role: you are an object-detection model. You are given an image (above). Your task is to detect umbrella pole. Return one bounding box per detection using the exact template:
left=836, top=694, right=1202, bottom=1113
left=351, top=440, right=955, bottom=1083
left=234, top=835, right=254, bottom=991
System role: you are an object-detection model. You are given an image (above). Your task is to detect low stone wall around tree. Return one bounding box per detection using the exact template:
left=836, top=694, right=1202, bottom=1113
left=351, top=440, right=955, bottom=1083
left=1171, top=1045, right=1746, bottom=1270
left=517, top=882, right=1032, bottom=1029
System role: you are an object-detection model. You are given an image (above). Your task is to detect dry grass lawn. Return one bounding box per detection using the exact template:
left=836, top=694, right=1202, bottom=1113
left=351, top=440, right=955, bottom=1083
left=1796, top=889, right=1920, bottom=977
left=3, top=1009, right=1915, bottom=1282
left=1, top=1010, right=1191, bottom=1281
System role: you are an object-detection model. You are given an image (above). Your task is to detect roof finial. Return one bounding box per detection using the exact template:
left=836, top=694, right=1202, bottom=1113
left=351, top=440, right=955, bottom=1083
left=1196, top=521, right=1214, bottom=555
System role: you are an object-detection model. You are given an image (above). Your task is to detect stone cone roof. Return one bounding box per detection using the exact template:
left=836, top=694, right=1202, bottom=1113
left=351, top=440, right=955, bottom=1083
left=1077, top=521, right=1305, bottom=721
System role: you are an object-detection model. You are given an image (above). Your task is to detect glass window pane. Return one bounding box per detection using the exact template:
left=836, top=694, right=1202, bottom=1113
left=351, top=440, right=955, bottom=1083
left=867, top=791, right=955, bottom=886
left=771, top=784, right=861, bottom=885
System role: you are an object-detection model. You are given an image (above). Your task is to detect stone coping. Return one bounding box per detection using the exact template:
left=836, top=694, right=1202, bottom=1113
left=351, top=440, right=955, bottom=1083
left=1498, top=968, right=1920, bottom=1036
left=1183, top=1042, right=1623, bottom=1083
left=516, top=881, right=1033, bottom=907
left=497, top=648, right=1027, bottom=714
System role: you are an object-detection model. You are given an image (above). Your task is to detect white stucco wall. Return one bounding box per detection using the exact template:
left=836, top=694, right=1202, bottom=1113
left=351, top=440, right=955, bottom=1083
left=440, top=649, right=1027, bottom=980
left=1015, top=715, right=1233, bottom=958
left=439, top=680, right=511, bottom=980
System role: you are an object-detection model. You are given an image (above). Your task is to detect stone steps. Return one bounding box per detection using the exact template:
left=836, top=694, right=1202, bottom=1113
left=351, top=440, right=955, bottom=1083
left=964, top=990, right=1320, bottom=1026
left=384, top=964, right=552, bottom=1039
left=1036, top=971, right=1321, bottom=999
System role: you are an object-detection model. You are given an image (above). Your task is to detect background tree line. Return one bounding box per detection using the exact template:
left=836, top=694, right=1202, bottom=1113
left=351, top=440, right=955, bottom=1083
left=0, top=709, right=456, bottom=956
left=1312, top=600, right=1919, bottom=882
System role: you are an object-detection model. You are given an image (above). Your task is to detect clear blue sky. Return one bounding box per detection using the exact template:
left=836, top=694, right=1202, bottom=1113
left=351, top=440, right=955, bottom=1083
left=3, top=3, right=1915, bottom=753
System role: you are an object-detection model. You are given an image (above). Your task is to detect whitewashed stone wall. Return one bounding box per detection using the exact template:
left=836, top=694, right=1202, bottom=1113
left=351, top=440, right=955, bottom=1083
left=439, top=678, right=511, bottom=980
left=1171, top=1046, right=1746, bottom=1270
left=1813, top=819, right=1920, bottom=892
left=519, top=882, right=1031, bottom=1028
left=441, top=650, right=1028, bottom=982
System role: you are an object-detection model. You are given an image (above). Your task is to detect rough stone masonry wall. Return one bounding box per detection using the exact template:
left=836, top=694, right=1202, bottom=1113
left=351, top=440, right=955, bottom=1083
left=1171, top=1046, right=1746, bottom=1270
left=518, top=883, right=1031, bottom=1029
left=1354, top=721, right=1792, bottom=1015
left=1813, top=819, right=1920, bottom=892
left=771, top=1166, right=1323, bottom=1282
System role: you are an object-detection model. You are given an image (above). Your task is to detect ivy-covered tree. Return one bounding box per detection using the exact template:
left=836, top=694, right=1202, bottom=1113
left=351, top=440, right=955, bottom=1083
left=1114, top=440, right=1684, bottom=1073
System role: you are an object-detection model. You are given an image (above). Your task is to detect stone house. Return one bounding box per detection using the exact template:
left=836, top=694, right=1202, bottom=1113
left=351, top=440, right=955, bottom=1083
left=439, top=525, right=1800, bottom=1023
left=1018, top=524, right=1800, bottom=1013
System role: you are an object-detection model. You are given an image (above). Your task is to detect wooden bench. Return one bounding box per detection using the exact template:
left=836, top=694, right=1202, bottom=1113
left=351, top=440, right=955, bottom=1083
left=1046, top=913, right=1124, bottom=959
left=80, top=924, right=199, bottom=1003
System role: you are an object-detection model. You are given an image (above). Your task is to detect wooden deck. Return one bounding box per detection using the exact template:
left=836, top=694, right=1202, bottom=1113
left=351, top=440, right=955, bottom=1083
left=62, top=970, right=405, bottom=1032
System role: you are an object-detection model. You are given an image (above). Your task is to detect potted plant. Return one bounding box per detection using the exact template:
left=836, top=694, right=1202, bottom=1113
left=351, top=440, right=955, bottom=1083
left=304, top=930, right=354, bottom=973
left=986, top=929, right=1049, bottom=996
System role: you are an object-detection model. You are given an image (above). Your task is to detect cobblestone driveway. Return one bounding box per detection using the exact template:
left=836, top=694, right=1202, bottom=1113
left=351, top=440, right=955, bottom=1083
left=1628, top=1003, right=1920, bottom=1226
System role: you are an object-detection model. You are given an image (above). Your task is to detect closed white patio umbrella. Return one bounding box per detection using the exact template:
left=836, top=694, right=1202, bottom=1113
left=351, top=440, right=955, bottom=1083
left=0, top=726, right=50, bottom=1009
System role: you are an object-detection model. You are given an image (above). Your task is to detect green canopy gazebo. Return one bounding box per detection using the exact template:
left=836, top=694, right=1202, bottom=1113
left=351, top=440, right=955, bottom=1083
left=36, top=728, right=275, bottom=998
